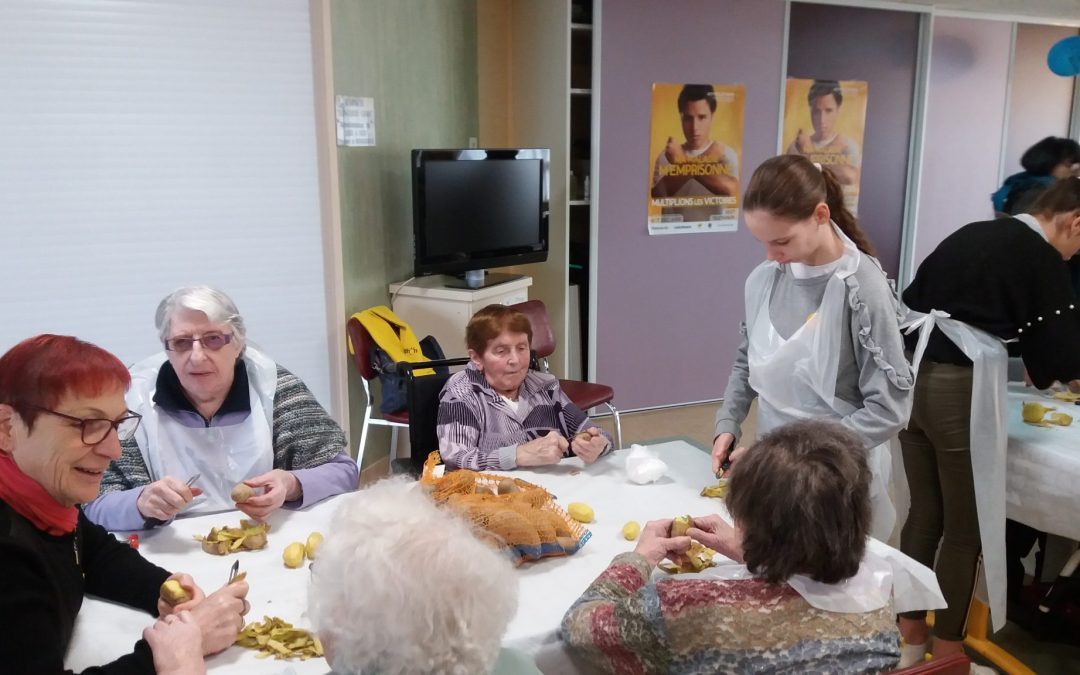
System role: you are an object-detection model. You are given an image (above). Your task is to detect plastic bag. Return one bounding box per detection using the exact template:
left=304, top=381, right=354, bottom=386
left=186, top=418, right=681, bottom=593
left=625, top=444, right=668, bottom=484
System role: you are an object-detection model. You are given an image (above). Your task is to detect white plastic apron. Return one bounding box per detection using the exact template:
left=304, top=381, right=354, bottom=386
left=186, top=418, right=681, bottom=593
left=901, top=309, right=1009, bottom=632
left=746, top=224, right=895, bottom=541
left=126, top=347, right=277, bottom=515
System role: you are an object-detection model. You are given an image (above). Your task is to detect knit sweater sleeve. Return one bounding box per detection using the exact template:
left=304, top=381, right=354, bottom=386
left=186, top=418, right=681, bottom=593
left=840, top=260, right=915, bottom=449
left=560, top=552, right=671, bottom=674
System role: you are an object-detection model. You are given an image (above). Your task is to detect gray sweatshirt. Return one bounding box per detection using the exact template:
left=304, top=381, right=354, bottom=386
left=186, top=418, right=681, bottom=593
left=714, top=254, right=914, bottom=450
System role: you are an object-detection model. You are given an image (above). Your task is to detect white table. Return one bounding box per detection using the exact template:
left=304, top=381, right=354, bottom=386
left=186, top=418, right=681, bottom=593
left=67, top=498, right=340, bottom=675
left=1005, top=383, right=1080, bottom=541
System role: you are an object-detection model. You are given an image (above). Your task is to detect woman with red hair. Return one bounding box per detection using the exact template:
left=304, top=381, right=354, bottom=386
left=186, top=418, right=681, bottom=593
left=0, top=334, right=248, bottom=674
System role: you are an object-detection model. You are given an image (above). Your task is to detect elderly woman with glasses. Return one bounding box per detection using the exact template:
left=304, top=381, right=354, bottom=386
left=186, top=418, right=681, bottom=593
left=85, top=286, right=357, bottom=531
left=0, top=334, right=249, bottom=674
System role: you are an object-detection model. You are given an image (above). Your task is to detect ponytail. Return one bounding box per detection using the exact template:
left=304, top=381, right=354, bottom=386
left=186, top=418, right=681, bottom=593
left=819, top=166, right=875, bottom=256
left=744, top=154, right=877, bottom=257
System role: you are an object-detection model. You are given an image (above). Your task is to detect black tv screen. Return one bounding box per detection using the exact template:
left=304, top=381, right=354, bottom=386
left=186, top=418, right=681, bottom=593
left=412, top=148, right=549, bottom=277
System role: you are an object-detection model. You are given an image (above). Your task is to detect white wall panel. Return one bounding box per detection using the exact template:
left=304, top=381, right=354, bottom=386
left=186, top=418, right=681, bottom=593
left=0, top=0, right=332, bottom=409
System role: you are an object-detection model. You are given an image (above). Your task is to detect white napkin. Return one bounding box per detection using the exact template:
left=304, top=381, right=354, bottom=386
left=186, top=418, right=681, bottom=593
left=624, top=444, right=668, bottom=484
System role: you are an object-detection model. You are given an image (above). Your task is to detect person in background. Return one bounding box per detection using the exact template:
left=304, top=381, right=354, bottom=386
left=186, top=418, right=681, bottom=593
left=992, top=136, right=1080, bottom=217
left=308, top=477, right=540, bottom=675
left=562, top=420, right=911, bottom=674
left=898, top=177, right=1080, bottom=669
left=712, top=154, right=912, bottom=541
left=437, top=304, right=612, bottom=471
left=86, top=286, right=356, bottom=530
left=0, top=334, right=248, bottom=674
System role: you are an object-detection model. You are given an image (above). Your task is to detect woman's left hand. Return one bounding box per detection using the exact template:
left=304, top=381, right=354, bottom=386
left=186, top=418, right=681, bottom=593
left=571, top=428, right=609, bottom=464
left=157, top=573, right=206, bottom=618
left=633, top=519, right=692, bottom=567
left=236, top=470, right=301, bottom=521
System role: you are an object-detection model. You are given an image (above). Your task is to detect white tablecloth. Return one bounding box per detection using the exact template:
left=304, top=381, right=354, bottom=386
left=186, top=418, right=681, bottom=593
left=67, top=498, right=340, bottom=675
left=1006, top=383, right=1080, bottom=541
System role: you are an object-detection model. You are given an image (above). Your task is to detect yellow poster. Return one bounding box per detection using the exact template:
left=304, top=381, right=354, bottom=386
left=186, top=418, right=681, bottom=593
left=647, top=82, right=745, bottom=235
left=782, top=78, right=868, bottom=215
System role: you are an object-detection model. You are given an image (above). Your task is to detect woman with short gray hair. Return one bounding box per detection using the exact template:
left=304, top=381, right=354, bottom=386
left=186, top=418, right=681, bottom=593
left=85, top=286, right=357, bottom=530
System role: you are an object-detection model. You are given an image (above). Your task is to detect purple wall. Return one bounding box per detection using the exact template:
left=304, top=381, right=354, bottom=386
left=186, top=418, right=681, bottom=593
left=595, top=0, right=786, bottom=410
left=912, top=16, right=1012, bottom=275
left=787, top=3, right=921, bottom=279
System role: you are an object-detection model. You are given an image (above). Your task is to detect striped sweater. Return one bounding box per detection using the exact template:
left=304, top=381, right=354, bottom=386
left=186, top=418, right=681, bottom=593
left=88, top=365, right=356, bottom=530
left=437, top=363, right=612, bottom=471
left=561, top=552, right=901, bottom=675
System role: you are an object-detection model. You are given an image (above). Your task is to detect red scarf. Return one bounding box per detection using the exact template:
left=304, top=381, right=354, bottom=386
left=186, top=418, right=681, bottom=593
left=0, top=452, right=78, bottom=535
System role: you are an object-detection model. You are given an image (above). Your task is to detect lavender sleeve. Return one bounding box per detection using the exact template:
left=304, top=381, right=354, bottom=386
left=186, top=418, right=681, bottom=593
left=287, top=453, right=358, bottom=508
left=83, top=486, right=154, bottom=532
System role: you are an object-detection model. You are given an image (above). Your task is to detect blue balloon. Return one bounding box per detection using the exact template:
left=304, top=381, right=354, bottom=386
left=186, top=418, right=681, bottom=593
left=1048, top=35, right=1080, bottom=77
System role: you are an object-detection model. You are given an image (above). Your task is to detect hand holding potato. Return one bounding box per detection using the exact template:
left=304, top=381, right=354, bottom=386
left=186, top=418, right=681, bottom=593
left=137, top=477, right=204, bottom=522
left=235, top=470, right=301, bottom=521
left=143, top=610, right=205, bottom=675
left=157, top=573, right=205, bottom=618
left=633, top=518, right=691, bottom=568
left=571, top=427, right=608, bottom=464
left=516, top=432, right=568, bottom=467
left=188, top=581, right=249, bottom=655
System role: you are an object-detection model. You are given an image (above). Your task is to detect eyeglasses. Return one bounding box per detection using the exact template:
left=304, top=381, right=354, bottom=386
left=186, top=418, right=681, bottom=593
left=165, top=332, right=234, bottom=353
left=30, top=406, right=142, bottom=445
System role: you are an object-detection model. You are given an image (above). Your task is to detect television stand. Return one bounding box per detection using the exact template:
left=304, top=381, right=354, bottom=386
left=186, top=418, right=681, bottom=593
left=443, top=271, right=524, bottom=290
left=387, top=275, right=533, bottom=357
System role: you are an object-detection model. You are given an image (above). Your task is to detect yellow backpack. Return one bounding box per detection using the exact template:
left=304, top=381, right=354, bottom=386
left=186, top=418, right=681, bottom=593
left=348, top=305, right=434, bottom=377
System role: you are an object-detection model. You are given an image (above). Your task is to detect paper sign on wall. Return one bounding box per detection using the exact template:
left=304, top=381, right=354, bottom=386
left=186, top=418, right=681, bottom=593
left=336, top=96, right=376, bottom=147
left=647, top=82, right=745, bottom=235
left=782, top=79, right=868, bottom=215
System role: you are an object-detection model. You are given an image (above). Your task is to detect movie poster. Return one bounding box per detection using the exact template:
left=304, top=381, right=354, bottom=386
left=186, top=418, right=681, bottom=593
left=782, top=78, right=868, bottom=215
left=647, top=82, right=745, bottom=235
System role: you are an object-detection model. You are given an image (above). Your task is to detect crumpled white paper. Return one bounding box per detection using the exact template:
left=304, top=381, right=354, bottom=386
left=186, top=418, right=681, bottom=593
left=624, top=444, right=668, bottom=484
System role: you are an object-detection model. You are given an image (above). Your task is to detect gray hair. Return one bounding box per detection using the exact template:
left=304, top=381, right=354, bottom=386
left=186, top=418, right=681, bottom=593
left=308, top=477, right=518, bottom=675
left=154, top=286, right=247, bottom=347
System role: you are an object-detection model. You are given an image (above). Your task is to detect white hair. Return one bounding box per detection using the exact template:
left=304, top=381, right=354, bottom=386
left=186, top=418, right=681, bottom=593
left=308, top=477, right=519, bottom=675
left=154, top=286, right=247, bottom=347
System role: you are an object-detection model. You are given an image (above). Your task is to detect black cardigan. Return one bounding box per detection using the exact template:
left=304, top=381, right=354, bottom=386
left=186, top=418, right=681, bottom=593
left=0, top=499, right=170, bottom=674
left=903, top=216, right=1080, bottom=389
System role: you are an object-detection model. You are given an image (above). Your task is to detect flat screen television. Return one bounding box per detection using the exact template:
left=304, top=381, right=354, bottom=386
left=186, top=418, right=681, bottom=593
left=411, top=148, right=550, bottom=288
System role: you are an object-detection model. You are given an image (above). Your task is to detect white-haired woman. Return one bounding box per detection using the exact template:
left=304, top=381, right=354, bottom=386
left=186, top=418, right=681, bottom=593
left=85, top=286, right=357, bottom=530
left=309, top=477, right=540, bottom=675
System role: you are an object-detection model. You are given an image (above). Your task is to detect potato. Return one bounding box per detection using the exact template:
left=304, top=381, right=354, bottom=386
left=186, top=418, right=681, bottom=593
left=622, top=521, right=641, bottom=541
left=497, top=478, right=522, bottom=495
left=539, top=510, right=572, bottom=537
left=671, top=515, right=692, bottom=538
left=159, top=579, right=191, bottom=605
left=567, top=502, right=594, bottom=524
left=475, top=484, right=498, bottom=496
left=283, top=542, right=305, bottom=568
left=242, top=532, right=267, bottom=550
left=556, top=535, right=578, bottom=551
left=1022, top=402, right=1051, bottom=423
left=305, top=532, right=324, bottom=560
left=231, top=483, right=255, bottom=503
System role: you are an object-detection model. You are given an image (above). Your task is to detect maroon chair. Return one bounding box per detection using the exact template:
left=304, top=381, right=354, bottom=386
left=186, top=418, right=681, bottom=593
left=346, top=316, right=409, bottom=469
left=509, top=299, right=622, bottom=449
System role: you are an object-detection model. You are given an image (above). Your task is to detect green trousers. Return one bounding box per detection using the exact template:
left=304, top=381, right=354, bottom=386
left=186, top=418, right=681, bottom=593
left=898, top=360, right=981, bottom=642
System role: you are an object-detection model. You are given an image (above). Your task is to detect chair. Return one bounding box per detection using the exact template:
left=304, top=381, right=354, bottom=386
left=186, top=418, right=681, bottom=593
left=345, top=316, right=413, bottom=469
left=889, top=654, right=970, bottom=675
left=388, top=357, right=470, bottom=476
left=509, top=299, right=622, bottom=450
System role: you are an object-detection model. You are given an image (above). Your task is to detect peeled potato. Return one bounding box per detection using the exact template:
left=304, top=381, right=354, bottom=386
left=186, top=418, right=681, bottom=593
left=231, top=483, right=256, bottom=503
left=283, top=542, right=305, bottom=568
left=1022, top=402, right=1052, bottom=423
left=622, top=521, right=641, bottom=540
left=159, top=579, right=191, bottom=605
left=305, top=532, right=324, bottom=560
left=671, top=515, right=692, bottom=538
left=567, top=502, right=594, bottom=523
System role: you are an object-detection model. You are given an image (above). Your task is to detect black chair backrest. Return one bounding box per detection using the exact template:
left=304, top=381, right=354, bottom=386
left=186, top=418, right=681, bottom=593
left=390, top=358, right=471, bottom=476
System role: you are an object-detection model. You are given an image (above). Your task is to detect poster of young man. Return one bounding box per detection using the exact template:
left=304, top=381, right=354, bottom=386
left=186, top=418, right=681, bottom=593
left=648, top=82, right=745, bottom=235
left=782, top=78, right=868, bottom=214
